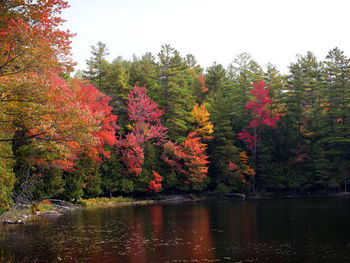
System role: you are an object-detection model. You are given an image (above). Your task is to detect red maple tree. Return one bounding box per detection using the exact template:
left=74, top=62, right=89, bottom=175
left=28, top=77, right=118, bottom=171
left=74, top=80, right=118, bottom=160
left=237, top=81, right=283, bottom=188
left=162, top=131, right=209, bottom=188
left=147, top=171, right=163, bottom=193
left=237, top=81, right=282, bottom=152
left=118, top=85, right=167, bottom=176
left=199, top=75, right=208, bottom=93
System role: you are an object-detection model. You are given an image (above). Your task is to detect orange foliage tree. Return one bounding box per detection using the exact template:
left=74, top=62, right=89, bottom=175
left=15, top=76, right=118, bottom=176
left=0, top=1, right=120, bottom=209
left=161, top=103, right=214, bottom=191
left=0, top=0, right=74, bottom=77
left=147, top=171, right=163, bottom=193
left=162, top=132, right=211, bottom=191
left=162, top=134, right=210, bottom=190
left=0, top=0, right=75, bottom=209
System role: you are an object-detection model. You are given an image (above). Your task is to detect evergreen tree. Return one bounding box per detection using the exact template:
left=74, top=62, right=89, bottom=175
left=227, top=53, right=264, bottom=131
left=129, top=53, right=160, bottom=100
left=104, top=57, right=131, bottom=130
left=83, top=42, right=109, bottom=90
left=157, top=44, right=195, bottom=142
left=205, top=63, right=242, bottom=192
left=318, top=48, right=350, bottom=189
left=263, top=63, right=286, bottom=107
left=205, top=62, right=228, bottom=96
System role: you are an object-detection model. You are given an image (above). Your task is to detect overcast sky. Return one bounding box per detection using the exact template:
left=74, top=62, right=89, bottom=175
left=62, top=0, right=350, bottom=74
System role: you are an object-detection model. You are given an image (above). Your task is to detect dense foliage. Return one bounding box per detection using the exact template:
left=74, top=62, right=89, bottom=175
left=1, top=1, right=350, bottom=211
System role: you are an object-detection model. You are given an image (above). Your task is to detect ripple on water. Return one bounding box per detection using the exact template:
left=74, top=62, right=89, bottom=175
left=2, top=199, right=350, bottom=262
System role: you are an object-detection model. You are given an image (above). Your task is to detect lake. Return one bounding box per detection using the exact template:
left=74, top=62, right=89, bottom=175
left=1, top=198, right=350, bottom=262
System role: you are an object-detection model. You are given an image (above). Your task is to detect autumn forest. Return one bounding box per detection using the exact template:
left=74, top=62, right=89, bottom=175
left=1, top=0, right=350, bottom=212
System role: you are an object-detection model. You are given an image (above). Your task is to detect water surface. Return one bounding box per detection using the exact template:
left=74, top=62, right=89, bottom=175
left=1, top=198, right=350, bottom=262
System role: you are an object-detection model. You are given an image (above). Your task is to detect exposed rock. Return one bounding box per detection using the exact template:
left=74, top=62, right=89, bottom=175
left=36, top=211, right=63, bottom=217
left=1, top=220, right=25, bottom=225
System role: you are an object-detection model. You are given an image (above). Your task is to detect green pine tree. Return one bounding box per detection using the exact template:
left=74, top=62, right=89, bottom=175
left=157, top=44, right=195, bottom=142
left=83, top=41, right=110, bottom=90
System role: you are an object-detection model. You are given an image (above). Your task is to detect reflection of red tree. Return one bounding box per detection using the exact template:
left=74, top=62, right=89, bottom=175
left=85, top=213, right=149, bottom=263
left=149, top=205, right=163, bottom=239
left=188, top=206, right=215, bottom=260
left=128, top=215, right=147, bottom=263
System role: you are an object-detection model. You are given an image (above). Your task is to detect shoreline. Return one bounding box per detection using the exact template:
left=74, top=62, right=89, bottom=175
left=2, top=192, right=350, bottom=224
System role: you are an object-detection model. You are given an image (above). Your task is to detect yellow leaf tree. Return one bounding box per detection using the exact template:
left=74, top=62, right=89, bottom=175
left=191, top=103, right=214, bottom=139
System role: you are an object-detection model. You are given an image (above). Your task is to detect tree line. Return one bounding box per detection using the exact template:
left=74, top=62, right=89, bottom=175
left=1, top=0, right=349, bottom=212
left=81, top=42, right=349, bottom=196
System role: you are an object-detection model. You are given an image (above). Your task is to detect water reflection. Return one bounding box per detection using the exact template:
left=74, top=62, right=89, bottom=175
left=1, top=199, right=350, bottom=262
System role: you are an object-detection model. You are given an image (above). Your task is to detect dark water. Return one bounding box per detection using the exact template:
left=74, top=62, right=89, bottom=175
left=1, top=198, right=350, bottom=263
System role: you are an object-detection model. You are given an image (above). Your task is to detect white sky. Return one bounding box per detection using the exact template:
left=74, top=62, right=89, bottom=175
left=62, top=0, right=350, bottom=74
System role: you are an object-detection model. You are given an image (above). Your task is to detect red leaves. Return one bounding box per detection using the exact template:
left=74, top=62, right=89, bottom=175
left=162, top=131, right=209, bottom=186
left=118, top=85, right=167, bottom=176
left=74, top=81, right=118, bottom=160
left=228, top=161, right=239, bottom=172
left=245, top=81, right=282, bottom=130
left=162, top=141, right=186, bottom=174
left=199, top=75, right=208, bottom=93
left=238, top=81, right=282, bottom=151
left=161, top=101, right=213, bottom=189
left=182, top=131, right=209, bottom=183
left=237, top=129, right=258, bottom=151
left=27, top=76, right=118, bottom=171
left=127, top=85, right=167, bottom=144
left=147, top=171, right=163, bottom=193
left=118, top=133, right=144, bottom=176
left=128, top=86, right=162, bottom=123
